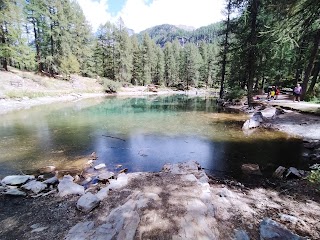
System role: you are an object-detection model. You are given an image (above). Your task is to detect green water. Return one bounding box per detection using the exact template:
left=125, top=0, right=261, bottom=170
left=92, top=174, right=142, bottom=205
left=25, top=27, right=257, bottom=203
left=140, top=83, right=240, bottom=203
left=0, top=95, right=304, bottom=178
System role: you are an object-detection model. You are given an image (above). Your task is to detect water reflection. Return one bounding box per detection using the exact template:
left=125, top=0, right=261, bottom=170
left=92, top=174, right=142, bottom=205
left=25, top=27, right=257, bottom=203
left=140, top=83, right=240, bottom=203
left=0, top=95, right=304, bottom=178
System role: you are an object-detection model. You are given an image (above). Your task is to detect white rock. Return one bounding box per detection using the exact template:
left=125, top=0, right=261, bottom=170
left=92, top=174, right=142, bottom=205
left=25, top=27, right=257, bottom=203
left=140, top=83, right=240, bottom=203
left=98, top=172, right=114, bottom=180
left=4, top=188, right=26, bottom=196
left=76, top=192, right=100, bottom=213
left=1, top=175, right=34, bottom=186
left=286, top=167, right=302, bottom=178
left=96, top=187, right=110, bottom=200
left=22, top=180, right=47, bottom=194
left=108, top=173, right=128, bottom=190
left=94, top=163, right=106, bottom=170
left=43, top=176, right=58, bottom=184
left=58, top=175, right=84, bottom=197
left=279, top=214, right=299, bottom=224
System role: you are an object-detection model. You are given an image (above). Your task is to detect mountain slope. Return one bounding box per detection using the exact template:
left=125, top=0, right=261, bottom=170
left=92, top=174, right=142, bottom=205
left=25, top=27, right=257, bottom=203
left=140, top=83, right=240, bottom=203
left=136, top=22, right=222, bottom=47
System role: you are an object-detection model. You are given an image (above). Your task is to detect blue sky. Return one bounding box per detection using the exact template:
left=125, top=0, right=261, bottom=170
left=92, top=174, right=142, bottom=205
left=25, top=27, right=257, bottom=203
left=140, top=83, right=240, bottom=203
left=77, top=0, right=225, bottom=33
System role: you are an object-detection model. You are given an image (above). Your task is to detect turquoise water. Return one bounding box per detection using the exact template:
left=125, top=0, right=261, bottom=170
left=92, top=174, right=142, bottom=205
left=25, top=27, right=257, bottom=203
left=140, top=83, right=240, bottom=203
left=0, top=95, right=304, bottom=178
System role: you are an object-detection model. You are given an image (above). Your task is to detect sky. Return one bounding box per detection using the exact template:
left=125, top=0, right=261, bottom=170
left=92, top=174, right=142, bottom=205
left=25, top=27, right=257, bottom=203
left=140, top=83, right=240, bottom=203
left=76, top=0, right=226, bottom=33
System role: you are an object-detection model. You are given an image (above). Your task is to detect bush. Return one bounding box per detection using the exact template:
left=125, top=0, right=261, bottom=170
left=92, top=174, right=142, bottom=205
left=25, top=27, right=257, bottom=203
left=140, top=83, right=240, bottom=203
left=308, top=164, right=320, bottom=184
left=225, top=86, right=246, bottom=100
left=102, top=78, right=122, bottom=93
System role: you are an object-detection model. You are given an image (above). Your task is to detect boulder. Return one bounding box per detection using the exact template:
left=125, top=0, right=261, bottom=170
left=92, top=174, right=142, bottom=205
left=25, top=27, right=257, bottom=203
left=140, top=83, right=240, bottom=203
left=65, top=221, right=95, bottom=240
left=242, top=112, right=264, bottom=130
left=4, top=188, right=26, bottom=196
left=58, top=175, right=84, bottom=197
left=260, top=218, right=305, bottom=240
left=21, top=180, right=47, bottom=194
left=94, top=163, right=106, bottom=170
left=272, top=166, right=286, bottom=179
left=76, top=192, right=100, bottom=213
left=1, top=175, right=34, bottom=186
left=234, top=229, right=250, bottom=240
left=241, top=163, right=262, bottom=175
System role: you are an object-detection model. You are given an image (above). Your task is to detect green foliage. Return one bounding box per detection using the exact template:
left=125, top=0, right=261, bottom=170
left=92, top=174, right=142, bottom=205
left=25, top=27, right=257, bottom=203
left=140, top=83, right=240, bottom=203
left=225, top=86, right=246, bottom=100
left=308, top=164, right=320, bottom=184
left=102, top=78, right=122, bottom=93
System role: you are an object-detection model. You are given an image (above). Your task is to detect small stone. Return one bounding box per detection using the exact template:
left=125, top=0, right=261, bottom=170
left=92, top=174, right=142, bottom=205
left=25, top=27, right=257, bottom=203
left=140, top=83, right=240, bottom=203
left=4, top=188, right=26, bottom=196
left=31, top=227, right=48, bottom=233
left=273, top=166, right=286, bottom=179
left=241, top=164, right=262, bottom=175
left=38, top=166, right=56, bottom=174
left=119, top=168, right=128, bottom=174
left=22, top=180, right=47, bottom=194
left=94, top=163, right=106, bottom=170
left=1, top=175, right=35, bottom=186
left=76, top=192, right=100, bottom=213
left=279, top=214, right=299, bottom=224
left=43, top=176, right=58, bottom=184
left=115, top=164, right=123, bottom=169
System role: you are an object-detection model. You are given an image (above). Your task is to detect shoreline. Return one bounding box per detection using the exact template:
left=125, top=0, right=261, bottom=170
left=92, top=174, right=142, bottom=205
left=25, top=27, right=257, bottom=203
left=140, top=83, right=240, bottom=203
left=0, top=87, right=216, bottom=115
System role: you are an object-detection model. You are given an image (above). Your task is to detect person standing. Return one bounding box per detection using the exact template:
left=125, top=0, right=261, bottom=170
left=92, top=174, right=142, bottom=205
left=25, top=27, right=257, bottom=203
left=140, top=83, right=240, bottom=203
left=293, top=83, right=302, bottom=102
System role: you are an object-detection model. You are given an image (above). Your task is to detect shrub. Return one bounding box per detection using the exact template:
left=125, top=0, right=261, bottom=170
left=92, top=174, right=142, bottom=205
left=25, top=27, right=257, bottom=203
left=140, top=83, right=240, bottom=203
left=308, top=164, right=320, bottom=184
left=102, top=78, right=122, bottom=93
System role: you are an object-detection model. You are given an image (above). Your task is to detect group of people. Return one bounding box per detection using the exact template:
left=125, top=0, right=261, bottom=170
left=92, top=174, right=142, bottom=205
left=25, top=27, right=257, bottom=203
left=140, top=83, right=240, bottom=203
left=267, top=86, right=281, bottom=100
left=266, top=83, right=302, bottom=102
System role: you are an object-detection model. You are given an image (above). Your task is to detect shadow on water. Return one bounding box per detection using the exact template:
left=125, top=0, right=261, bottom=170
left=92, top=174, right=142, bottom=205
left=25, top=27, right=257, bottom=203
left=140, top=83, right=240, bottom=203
left=0, top=95, right=307, bottom=179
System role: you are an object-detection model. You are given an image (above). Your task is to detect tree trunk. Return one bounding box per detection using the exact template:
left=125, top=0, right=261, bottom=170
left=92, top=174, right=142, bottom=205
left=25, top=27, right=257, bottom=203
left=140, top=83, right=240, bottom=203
left=307, top=60, right=320, bottom=95
left=301, top=29, right=320, bottom=99
left=219, top=0, right=232, bottom=99
left=32, top=17, right=42, bottom=72
left=246, top=0, right=259, bottom=106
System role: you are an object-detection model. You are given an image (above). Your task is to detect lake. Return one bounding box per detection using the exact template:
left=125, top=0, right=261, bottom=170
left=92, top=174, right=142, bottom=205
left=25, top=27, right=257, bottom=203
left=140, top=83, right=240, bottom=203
left=0, top=95, right=305, bottom=179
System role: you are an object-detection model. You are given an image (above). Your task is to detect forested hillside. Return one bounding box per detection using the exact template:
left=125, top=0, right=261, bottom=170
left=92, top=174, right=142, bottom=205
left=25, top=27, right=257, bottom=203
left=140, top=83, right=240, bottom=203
left=1, top=0, right=319, bottom=103
left=137, top=23, right=221, bottom=47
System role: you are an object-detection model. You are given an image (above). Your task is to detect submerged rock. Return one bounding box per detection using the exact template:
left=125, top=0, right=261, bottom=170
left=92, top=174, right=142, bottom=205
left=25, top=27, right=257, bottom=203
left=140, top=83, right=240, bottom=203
left=38, top=165, right=56, bottom=174
left=260, top=218, right=305, bottom=240
left=94, top=163, right=106, bottom=170
left=58, top=175, right=84, bottom=197
left=76, top=192, right=100, bottom=213
left=162, top=160, right=200, bottom=174
left=1, top=175, right=35, bottom=186
left=22, top=180, right=47, bottom=194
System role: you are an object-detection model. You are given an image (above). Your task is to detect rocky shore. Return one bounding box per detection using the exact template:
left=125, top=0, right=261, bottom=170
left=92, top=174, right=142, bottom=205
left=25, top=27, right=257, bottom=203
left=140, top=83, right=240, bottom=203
left=1, top=159, right=320, bottom=239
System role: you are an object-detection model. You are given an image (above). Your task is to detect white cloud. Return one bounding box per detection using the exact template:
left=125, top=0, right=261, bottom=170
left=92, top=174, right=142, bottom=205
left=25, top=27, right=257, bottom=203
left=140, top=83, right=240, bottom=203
left=116, top=0, right=225, bottom=32
left=76, top=0, right=112, bottom=31
left=78, top=0, right=226, bottom=33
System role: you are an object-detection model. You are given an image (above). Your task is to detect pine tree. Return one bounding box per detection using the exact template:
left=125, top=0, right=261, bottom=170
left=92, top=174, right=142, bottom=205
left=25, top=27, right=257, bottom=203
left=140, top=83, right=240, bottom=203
left=131, top=35, right=142, bottom=85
